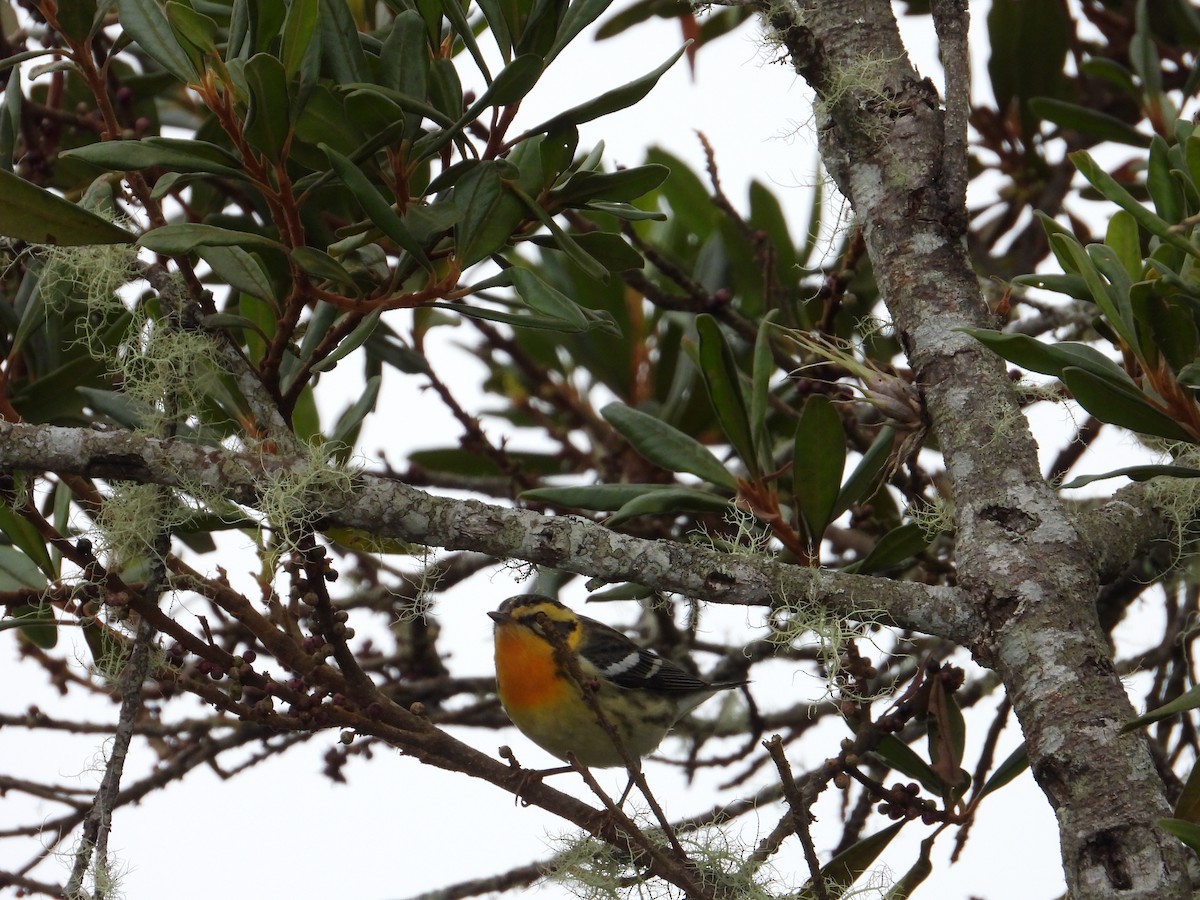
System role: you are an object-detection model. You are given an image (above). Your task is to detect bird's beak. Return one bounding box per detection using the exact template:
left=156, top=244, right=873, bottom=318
left=487, top=610, right=508, bottom=624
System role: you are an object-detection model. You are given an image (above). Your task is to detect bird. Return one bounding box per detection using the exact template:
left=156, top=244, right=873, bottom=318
left=488, top=593, right=743, bottom=771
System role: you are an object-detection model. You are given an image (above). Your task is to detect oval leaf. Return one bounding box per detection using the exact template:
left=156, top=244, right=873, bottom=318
left=1062, top=366, right=1195, bottom=442
left=696, top=314, right=757, bottom=476
left=602, top=402, right=738, bottom=490
left=0, top=169, right=133, bottom=245
left=138, top=223, right=284, bottom=254
left=792, top=394, right=846, bottom=543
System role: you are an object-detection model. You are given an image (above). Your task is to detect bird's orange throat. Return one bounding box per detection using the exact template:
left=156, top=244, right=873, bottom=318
left=494, top=626, right=571, bottom=709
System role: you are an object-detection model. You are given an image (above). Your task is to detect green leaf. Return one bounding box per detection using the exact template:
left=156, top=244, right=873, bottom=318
left=317, top=0, right=367, bottom=84
left=1175, top=762, right=1200, bottom=823
left=439, top=0, right=493, bottom=82
left=1106, top=209, right=1143, bottom=280
left=750, top=180, right=799, bottom=286
left=696, top=315, right=757, bottom=477
left=986, top=0, right=1069, bottom=138
left=602, top=402, right=738, bottom=490
left=0, top=67, right=22, bottom=171
left=116, top=0, right=197, bottom=82
left=927, top=679, right=969, bottom=795
left=551, top=164, right=671, bottom=206
left=1158, top=818, right=1200, bottom=855
left=485, top=54, right=545, bottom=106
left=1061, top=465, right=1200, bottom=489
left=165, top=1, right=218, bottom=74
left=606, top=488, right=735, bottom=526
left=845, top=523, right=930, bottom=574
left=57, top=0, right=99, bottom=42
left=328, top=373, right=381, bottom=447
left=311, top=309, right=381, bottom=373
left=0, top=505, right=55, bottom=580
left=527, top=232, right=643, bottom=272
left=1062, top=366, right=1194, bottom=442
left=0, top=169, right=134, bottom=245
left=6, top=600, right=57, bottom=649
left=546, top=0, right=618, bottom=64
left=434, top=301, right=608, bottom=333
left=0, top=545, right=48, bottom=591
left=62, top=137, right=244, bottom=177
left=291, top=246, right=358, bottom=292
left=871, top=734, right=946, bottom=794
left=197, top=245, right=275, bottom=302
left=138, top=223, right=284, bottom=254
left=409, top=448, right=570, bottom=478
left=453, top=161, right=528, bottom=267
left=750, top=311, right=779, bottom=474
left=1130, top=0, right=1164, bottom=100
left=521, top=483, right=687, bottom=511
left=78, top=387, right=153, bottom=430
left=792, top=395, right=845, bottom=543
left=595, top=0, right=689, bottom=39
left=584, top=200, right=666, bottom=221
left=1071, top=150, right=1200, bottom=260
left=977, top=742, right=1029, bottom=800
left=1028, top=97, right=1151, bottom=147
left=833, top=426, right=896, bottom=519
left=510, top=268, right=590, bottom=330
left=798, top=822, right=905, bottom=900
left=281, top=0, right=320, bottom=79
left=243, top=53, right=291, bottom=161
left=510, top=183, right=611, bottom=281
left=1080, top=57, right=1140, bottom=97
left=529, top=44, right=689, bottom=133
left=796, top=156, right=825, bottom=268
left=1128, top=282, right=1195, bottom=376
left=1124, top=683, right=1200, bottom=732
left=320, top=143, right=432, bottom=271
left=1053, top=236, right=1137, bottom=351
left=10, top=259, right=45, bottom=357
left=292, top=300, right=339, bottom=380
left=1012, top=272, right=1093, bottom=301
left=428, top=56, right=464, bottom=121
left=476, top=0, right=515, bottom=61
left=380, top=15, right=428, bottom=142
left=1147, top=135, right=1185, bottom=224
left=962, top=328, right=1137, bottom=385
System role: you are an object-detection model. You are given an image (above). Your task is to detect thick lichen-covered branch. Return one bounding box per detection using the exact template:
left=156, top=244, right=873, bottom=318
left=0, top=420, right=975, bottom=643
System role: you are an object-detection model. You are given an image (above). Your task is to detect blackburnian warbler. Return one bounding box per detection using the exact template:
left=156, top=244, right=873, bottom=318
left=489, top=594, right=742, bottom=769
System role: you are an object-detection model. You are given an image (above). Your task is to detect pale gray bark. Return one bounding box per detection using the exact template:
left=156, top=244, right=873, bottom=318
left=0, top=420, right=974, bottom=640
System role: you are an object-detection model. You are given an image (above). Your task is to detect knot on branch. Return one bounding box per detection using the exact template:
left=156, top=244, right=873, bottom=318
left=979, top=504, right=1038, bottom=537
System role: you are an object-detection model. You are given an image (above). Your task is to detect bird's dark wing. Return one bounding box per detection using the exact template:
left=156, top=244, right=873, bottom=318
left=578, top=616, right=713, bottom=695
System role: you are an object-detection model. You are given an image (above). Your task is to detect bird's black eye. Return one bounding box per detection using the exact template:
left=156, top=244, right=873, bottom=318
left=527, top=611, right=575, bottom=641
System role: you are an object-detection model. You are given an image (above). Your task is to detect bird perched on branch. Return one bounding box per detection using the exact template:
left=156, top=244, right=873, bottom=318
left=489, top=593, right=743, bottom=770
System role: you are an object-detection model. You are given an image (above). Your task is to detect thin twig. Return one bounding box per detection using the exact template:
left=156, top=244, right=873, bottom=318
left=931, top=0, right=970, bottom=232
left=764, top=735, right=829, bottom=900
left=63, top=615, right=155, bottom=898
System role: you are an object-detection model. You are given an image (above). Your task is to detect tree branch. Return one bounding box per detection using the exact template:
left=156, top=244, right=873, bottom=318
left=0, top=420, right=976, bottom=643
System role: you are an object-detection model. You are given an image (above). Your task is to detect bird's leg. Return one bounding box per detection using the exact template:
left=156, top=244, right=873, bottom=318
left=499, top=744, right=575, bottom=805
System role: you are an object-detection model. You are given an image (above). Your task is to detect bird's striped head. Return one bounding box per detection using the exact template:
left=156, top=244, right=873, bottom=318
left=488, top=594, right=579, bottom=645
